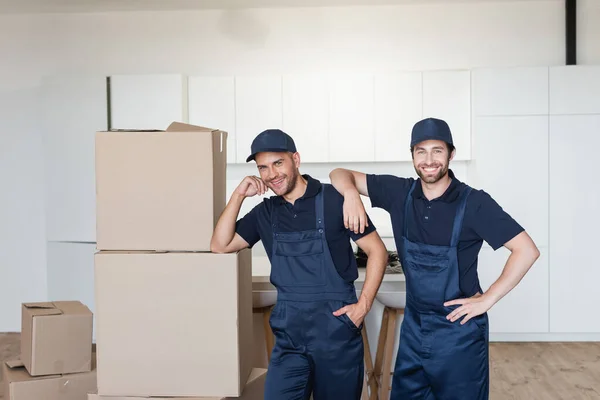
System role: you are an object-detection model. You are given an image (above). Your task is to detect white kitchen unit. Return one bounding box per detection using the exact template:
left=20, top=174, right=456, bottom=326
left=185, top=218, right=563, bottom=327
left=188, top=76, right=236, bottom=163
left=109, top=74, right=187, bottom=130
left=478, top=246, right=549, bottom=333
left=549, top=66, right=600, bottom=115
left=235, top=76, right=283, bottom=164
left=422, top=70, right=471, bottom=160
left=328, top=73, right=375, bottom=162
left=40, top=75, right=107, bottom=242
left=374, top=71, right=422, bottom=162
left=472, top=66, right=549, bottom=116
left=470, top=116, right=549, bottom=248
left=46, top=241, right=97, bottom=339
left=282, top=74, right=329, bottom=163
left=549, top=115, right=600, bottom=333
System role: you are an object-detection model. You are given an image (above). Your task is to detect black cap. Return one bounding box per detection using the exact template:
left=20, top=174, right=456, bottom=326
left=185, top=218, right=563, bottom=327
left=246, top=129, right=297, bottom=162
left=410, top=117, right=454, bottom=147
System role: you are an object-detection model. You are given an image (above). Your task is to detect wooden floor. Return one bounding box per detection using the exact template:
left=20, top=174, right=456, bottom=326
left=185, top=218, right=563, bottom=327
left=1, top=333, right=599, bottom=399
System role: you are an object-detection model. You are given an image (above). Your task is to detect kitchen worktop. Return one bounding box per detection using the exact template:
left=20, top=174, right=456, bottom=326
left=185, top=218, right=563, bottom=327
left=251, top=256, right=405, bottom=283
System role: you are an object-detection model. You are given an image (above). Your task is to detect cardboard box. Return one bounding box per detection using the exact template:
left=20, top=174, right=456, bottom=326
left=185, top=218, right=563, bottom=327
left=3, top=354, right=97, bottom=400
left=95, top=122, right=227, bottom=252
left=87, top=368, right=267, bottom=400
left=20, top=301, right=93, bottom=376
left=94, top=249, right=253, bottom=397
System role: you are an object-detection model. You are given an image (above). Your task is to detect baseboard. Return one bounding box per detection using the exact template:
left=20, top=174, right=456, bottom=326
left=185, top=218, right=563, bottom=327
left=490, top=333, right=600, bottom=342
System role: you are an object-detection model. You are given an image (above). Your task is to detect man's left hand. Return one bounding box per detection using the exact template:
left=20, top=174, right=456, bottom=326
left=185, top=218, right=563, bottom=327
left=333, top=301, right=368, bottom=328
left=444, top=294, right=495, bottom=325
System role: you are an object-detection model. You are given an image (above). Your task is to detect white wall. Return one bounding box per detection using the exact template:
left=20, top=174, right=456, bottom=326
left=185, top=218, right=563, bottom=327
left=0, top=0, right=599, bottom=333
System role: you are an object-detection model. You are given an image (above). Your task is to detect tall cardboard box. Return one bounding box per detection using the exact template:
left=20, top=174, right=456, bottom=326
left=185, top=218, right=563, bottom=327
left=3, top=354, right=97, bottom=400
left=95, top=122, right=227, bottom=251
left=94, top=249, right=253, bottom=397
left=20, top=301, right=93, bottom=376
left=87, top=368, right=267, bottom=400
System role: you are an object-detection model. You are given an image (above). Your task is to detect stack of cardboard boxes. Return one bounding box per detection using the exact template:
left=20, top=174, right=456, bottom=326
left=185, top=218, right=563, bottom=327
left=91, top=122, right=267, bottom=399
left=3, top=301, right=97, bottom=399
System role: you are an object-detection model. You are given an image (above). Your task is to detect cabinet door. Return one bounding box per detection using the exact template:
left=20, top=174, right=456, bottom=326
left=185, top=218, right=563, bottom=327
left=282, top=74, right=329, bottom=163
left=47, top=242, right=97, bottom=339
left=549, top=115, right=600, bottom=333
left=110, top=74, right=186, bottom=130
left=550, top=66, right=600, bottom=115
left=235, top=76, right=282, bottom=164
left=478, top=247, right=548, bottom=333
left=41, top=75, right=108, bottom=242
left=374, top=72, right=422, bottom=162
left=422, top=70, right=471, bottom=160
left=471, top=116, right=549, bottom=248
left=472, top=67, right=548, bottom=116
left=188, top=76, right=236, bottom=163
left=329, top=74, right=375, bottom=162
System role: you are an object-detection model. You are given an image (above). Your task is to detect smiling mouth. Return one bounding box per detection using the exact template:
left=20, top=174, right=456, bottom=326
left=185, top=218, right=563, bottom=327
left=422, top=166, right=440, bottom=174
left=271, top=178, right=285, bottom=187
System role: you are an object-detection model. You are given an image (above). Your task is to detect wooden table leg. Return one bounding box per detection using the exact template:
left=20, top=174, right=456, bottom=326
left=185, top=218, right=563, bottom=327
left=361, top=325, right=377, bottom=399
left=261, top=306, right=274, bottom=362
left=380, top=308, right=403, bottom=400
left=371, top=307, right=390, bottom=400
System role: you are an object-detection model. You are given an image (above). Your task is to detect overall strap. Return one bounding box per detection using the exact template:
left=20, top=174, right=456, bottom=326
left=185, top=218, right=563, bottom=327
left=450, top=186, right=473, bottom=247
left=403, top=180, right=418, bottom=237
left=315, top=185, right=325, bottom=232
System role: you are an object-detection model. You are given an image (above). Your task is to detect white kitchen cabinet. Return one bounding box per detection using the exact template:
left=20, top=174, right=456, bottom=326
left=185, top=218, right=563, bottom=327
left=328, top=74, right=375, bottom=162
left=470, top=116, right=549, bottom=248
left=478, top=247, right=548, bottom=333
left=422, top=70, right=471, bottom=160
left=549, top=115, right=600, bottom=333
left=110, top=74, right=187, bottom=130
left=188, top=76, right=236, bottom=163
left=282, top=74, right=329, bottom=163
left=46, top=241, right=97, bottom=339
left=550, top=66, right=600, bottom=115
left=235, top=76, right=282, bottom=164
left=374, top=72, right=422, bottom=162
left=472, top=67, right=549, bottom=116
left=40, top=75, right=107, bottom=242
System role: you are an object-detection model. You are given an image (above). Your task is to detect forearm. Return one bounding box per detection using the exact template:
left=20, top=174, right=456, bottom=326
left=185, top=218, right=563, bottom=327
left=483, top=246, right=540, bottom=305
left=330, top=168, right=361, bottom=197
left=210, top=192, right=245, bottom=252
left=357, top=248, right=387, bottom=312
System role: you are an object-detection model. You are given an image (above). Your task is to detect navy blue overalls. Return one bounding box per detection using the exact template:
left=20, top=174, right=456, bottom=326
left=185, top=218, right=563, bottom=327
left=391, top=181, right=489, bottom=400
left=264, top=185, right=364, bottom=400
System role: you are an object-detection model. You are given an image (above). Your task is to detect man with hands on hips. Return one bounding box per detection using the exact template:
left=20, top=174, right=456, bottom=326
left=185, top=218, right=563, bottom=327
left=210, top=128, right=388, bottom=400
left=329, top=117, right=540, bottom=400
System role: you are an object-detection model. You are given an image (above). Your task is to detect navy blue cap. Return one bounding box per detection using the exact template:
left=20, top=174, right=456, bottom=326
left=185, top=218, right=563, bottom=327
left=410, top=117, right=454, bottom=147
left=246, top=129, right=297, bottom=162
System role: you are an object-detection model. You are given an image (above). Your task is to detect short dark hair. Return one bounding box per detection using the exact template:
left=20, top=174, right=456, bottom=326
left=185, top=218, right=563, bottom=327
left=410, top=142, right=455, bottom=159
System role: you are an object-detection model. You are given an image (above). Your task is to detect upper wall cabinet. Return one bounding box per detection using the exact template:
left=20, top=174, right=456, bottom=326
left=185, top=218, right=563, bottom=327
left=550, top=66, right=600, bottom=115
left=188, top=76, right=236, bottom=163
left=282, top=74, right=329, bottom=163
left=235, top=76, right=282, bottom=164
left=110, top=74, right=187, bottom=130
left=374, top=72, right=422, bottom=162
left=40, top=75, right=108, bottom=242
left=329, top=74, right=375, bottom=162
left=472, top=67, right=549, bottom=116
left=422, top=70, right=471, bottom=160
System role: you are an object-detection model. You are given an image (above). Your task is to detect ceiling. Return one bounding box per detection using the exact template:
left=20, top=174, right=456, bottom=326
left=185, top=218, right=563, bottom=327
left=0, top=0, right=554, bottom=14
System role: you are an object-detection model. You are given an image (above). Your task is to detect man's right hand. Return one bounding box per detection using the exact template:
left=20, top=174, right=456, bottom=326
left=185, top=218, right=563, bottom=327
left=343, top=190, right=368, bottom=234
left=235, top=176, right=268, bottom=198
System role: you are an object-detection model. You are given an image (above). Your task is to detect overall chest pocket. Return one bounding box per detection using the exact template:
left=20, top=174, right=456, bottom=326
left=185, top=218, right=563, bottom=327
left=273, top=232, right=325, bottom=287
left=405, top=249, right=451, bottom=305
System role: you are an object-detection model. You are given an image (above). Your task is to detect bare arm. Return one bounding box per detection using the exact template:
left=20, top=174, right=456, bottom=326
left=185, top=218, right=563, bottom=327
left=210, top=176, right=267, bottom=254
left=329, top=168, right=370, bottom=234
left=445, top=230, right=540, bottom=324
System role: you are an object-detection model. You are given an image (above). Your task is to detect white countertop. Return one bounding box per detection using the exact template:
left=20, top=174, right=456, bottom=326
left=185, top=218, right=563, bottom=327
left=251, top=256, right=405, bottom=283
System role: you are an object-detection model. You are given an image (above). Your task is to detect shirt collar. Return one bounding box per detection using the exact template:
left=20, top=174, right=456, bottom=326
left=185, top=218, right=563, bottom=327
left=413, top=169, right=462, bottom=202
left=278, top=174, right=322, bottom=205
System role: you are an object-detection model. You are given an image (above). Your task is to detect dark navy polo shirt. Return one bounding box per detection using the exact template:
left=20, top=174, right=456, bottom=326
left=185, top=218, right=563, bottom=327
left=235, top=175, right=377, bottom=282
left=366, top=169, right=524, bottom=297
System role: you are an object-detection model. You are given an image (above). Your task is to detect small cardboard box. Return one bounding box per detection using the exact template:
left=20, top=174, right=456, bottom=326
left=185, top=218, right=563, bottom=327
left=94, top=249, right=253, bottom=397
left=95, top=122, right=227, bottom=252
left=87, top=368, right=267, bottom=400
left=20, top=301, right=93, bottom=376
left=3, top=354, right=97, bottom=400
